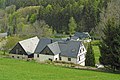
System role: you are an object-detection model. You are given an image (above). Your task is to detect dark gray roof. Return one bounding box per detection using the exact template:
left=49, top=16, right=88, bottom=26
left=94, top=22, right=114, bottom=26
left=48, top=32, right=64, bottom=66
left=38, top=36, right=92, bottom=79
left=70, top=36, right=79, bottom=40
left=74, top=32, right=91, bottom=39
left=59, top=41, right=82, bottom=58
left=35, top=38, right=84, bottom=58
left=51, top=38, right=67, bottom=42
left=47, top=42, right=61, bottom=55
left=35, top=38, right=52, bottom=53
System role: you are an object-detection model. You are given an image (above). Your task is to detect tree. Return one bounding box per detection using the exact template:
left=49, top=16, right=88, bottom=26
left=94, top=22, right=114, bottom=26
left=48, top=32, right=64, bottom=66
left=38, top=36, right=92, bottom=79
left=99, top=19, right=120, bottom=70
left=19, top=20, right=53, bottom=38
left=85, top=43, right=95, bottom=66
left=29, top=14, right=37, bottom=24
left=68, top=17, right=77, bottom=35
left=2, top=36, right=22, bottom=53
left=94, top=0, right=120, bottom=38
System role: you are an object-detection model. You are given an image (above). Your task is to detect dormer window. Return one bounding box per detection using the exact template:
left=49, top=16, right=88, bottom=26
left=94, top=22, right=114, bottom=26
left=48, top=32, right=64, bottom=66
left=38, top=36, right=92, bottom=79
left=71, top=49, right=76, bottom=52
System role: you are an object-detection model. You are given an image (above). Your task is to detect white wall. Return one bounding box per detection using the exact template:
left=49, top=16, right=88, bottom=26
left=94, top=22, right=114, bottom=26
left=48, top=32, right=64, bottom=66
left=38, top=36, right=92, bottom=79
left=76, top=43, right=87, bottom=66
left=34, top=54, right=38, bottom=59
left=60, top=56, right=77, bottom=64
left=38, top=54, right=54, bottom=61
left=9, top=54, right=28, bottom=59
left=34, top=54, right=59, bottom=62
left=53, top=54, right=59, bottom=61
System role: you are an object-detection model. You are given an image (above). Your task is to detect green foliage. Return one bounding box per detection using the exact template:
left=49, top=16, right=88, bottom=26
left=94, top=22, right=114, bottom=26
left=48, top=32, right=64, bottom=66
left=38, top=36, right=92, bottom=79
left=0, top=0, right=113, bottom=37
left=85, top=43, right=95, bottom=66
left=5, top=5, right=16, bottom=14
left=91, top=40, right=100, bottom=46
left=92, top=45, right=100, bottom=64
left=99, top=19, right=120, bottom=70
left=0, top=58, right=120, bottom=80
left=2, top=36, right=22, bottom=52
left=29, top=14, right=37, bottom=23
left=68, top=17, right=77, bottom=35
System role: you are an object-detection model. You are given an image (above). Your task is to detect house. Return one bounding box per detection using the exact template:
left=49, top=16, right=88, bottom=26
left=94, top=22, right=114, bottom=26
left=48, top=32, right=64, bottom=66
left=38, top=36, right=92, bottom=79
left=70, top=36, right=80, bottom=41
left=9, top=36, right=39, bottom=59
left=34, top=42, right=60, bottom=61
left=0, top=32, right=8, bottom=38
left=72, top=32, right=91, bottom=42
left=74, top=32, right=91, bottom=39
left=9, top=36, right=87, bottom=66
left=34, top=40, right=87, bottom=66
left=59, top=41, right=86, bottom=66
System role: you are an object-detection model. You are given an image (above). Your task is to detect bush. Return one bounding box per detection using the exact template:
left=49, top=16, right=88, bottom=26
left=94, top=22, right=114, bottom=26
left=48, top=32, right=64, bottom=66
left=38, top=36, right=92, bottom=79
left=91, top=40, right=100, bottom=46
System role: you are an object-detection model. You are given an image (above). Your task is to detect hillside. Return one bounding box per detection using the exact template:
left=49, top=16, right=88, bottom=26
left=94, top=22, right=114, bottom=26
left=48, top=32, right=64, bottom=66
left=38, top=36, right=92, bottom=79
left=0, top=58, right=120, bottom=80
left=0, top=0, right=117, bottom=37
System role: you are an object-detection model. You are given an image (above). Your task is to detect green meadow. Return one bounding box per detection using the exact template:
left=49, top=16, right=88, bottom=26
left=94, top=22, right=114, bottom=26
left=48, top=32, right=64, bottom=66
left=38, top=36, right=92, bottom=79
left=0, top=58, right=120, bottom=80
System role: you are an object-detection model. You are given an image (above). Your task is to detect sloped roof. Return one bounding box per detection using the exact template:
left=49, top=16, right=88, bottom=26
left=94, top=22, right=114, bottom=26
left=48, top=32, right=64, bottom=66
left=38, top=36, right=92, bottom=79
left=35, top=38, right=84, bottom=58
left=19, top=36, right=39, bottom=55
left=47, top=42, right=61, bottom=55
left=59, top=41, right=82, bottom=58
left=35, top=38, right=52, bottom=53
left=74, top=32, right=91, bottom=39
left=70, top=36, right=79, bottom=40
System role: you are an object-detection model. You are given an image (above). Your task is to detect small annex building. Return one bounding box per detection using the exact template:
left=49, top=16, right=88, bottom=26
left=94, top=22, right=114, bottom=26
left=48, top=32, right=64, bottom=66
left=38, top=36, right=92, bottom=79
left=9, top=36, right=39, bottom=59
left=71, top=32, right=91, bottom=42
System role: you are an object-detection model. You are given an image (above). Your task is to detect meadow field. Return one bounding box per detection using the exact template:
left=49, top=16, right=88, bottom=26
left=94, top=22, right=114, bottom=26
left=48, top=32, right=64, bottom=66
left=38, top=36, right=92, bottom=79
left=0, top=58, right=120, bottom=80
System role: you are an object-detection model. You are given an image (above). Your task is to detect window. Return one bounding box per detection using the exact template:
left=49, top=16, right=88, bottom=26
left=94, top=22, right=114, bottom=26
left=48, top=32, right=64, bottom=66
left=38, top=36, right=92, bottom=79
left=71, top=49, right=76, bottom=52
left=68, top=58, right=71, bottom=61
left=37, top=54, right=39, bottom=58
left=12, top=56, right=14, bottom=58
left=55, top=58, right=57, bottom=61
left=59, top=57, right=62, bottom=60
left=83, top=48, right=84, bottom=51
left=17, top=56, right=19, bottom=58
left=80, top=50, right=81, bottom=53
left=79, top=57, right=80, bottom=61
left=49, top=58, right=52, bottom=61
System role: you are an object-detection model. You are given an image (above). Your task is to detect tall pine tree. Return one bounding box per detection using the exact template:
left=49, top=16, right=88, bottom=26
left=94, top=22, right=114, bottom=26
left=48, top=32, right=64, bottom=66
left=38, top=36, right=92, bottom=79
left=68, top=17, right=77, bottom=35
left=99, top=19, right=120, bottom=70
left=85, top=43, right=95, bottom=66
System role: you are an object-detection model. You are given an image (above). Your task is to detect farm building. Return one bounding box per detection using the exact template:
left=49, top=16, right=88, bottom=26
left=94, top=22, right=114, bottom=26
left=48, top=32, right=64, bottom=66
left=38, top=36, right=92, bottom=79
left=34, top=40, right=87, bottom=66
left=9, top=36, right=87, bottom=66
left=71, top=32, right=91, bottom=42
left=9, top=36, right=39, bottom=59
left=74, top=32, right=91, bottom=39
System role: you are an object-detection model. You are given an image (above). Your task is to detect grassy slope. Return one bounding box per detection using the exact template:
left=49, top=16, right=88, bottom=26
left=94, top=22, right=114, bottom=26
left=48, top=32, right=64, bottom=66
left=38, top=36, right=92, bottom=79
left=0, top=58, right=120, bottom=80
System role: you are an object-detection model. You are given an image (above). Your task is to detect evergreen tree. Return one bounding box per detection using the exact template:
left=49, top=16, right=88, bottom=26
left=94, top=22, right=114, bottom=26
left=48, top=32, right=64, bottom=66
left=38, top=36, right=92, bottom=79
left=68, top=17, right=77, bottom=35
left=99, top=19, right=120, bottom=70
left=85, top=43, right=95, bottom=66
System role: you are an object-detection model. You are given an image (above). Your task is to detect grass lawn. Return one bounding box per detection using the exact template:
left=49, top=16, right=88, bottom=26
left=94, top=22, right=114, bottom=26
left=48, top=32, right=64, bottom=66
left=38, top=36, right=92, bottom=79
left=0, top=58, right=120, bottom=80
left=92, top=46, right=101, bottom=64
